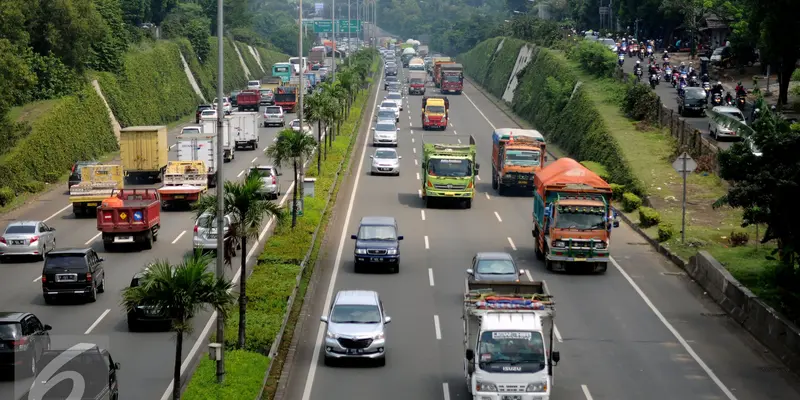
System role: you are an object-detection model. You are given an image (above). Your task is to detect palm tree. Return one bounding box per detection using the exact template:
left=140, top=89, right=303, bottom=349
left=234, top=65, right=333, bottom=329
left=194, top=174, right=283, bottom=349
left=266, top=129, right=318, bottom=228
left=337, top=69, right=357, bottom=115
left=121, top=253, right=234, bottom=400
left=304, top=92, right=328, bottom=175
left=328, top=84, right=348, bottom=139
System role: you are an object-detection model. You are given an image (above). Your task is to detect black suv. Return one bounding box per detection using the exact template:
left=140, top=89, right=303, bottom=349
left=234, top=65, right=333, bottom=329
left=126, top=268, right=171, bottom=331
left=0, top=312, right=52, bottom=378
left=678, top=87, right=708, bottom=117
left=195, top=104, right=213, bottom=123
left=26, top=345, right=120, bottom=400
left=69, top=161, right=98, bottom=189
left=42, top=249, right=106, bottom=304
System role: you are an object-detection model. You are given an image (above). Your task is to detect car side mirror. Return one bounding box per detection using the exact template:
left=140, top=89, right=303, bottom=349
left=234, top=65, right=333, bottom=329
left=465, top=349, right=475, bottom=361
left=320, top=316, right=328, bottom=323
left=466, top=268, right=474, bottom=275
left=519, top=270, right=525, bottom=275
left=551, top=351, right=561, bottom=363
left=43, top=324, right=52, bottom=331
left=613, top=220, right=620, bottom=228
left=49, top=227, right=56, bottom=231
left=397, top=235, right=404, bottom=240
left=98, top=258, right=104, bottom=262
left=369, top=155, right=374, bottom=158
left=277, top=171, right=282, bottom=176
left=372, top=127, right=375, bottom=130
left=114, top=362, right=121, bottom=370
left=350, top=234, right=358, bottom=240
left=384, top=316, right=392, bottom=324
left=397, top=128, right=400, bottom=131
left=398, top=156, right=402, bottom=159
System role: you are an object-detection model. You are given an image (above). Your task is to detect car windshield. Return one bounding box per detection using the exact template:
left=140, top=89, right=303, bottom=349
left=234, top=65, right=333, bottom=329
left=201, top=110, right=216, bottom=116
left=291, top=120, right=300, bottom=127
left=248, top=81, right=259, bottom=86
left=375, top=123, right=396, bottom=132
left=428, top=158, right=472, bottom=177
left=260, top=90, right=271, bottom=95
left=44, top=255, right=87, bottom=271
left=713, top=48, right=724, bottom=55
left=685, top=89, right=706, bottom=100
left=5, top=225, right=35, bottom=234
left=377, top=111, right=395, bottom=119
left=182, top=127, right=201, bottom=134
left=410, top=78, right=424, bottom=84
left=600, top=39, right=615, bottom=45
left=249, top=168, right=273, bottom=177
left=274, top=66, right=289, bottom=72
left=555, top=206, right=606, bottom=230
left=426, top=105, right=446, bottom=114
left=381, top=102, right=396, bottom=109
left=476, top=259, right=516, bottom=275
left=0, top=323, right=20, bottom=340
left=265, top=107, right=281, bottom=114
left=477, top=331, right=546, bottom=372
left=358, top=225, right=397, bottom=240
left=374, top=150, right=397, bottom=159
left=196, top=216, right=211, bottom=229
left=330, top=304, right=382, bottom=323
left=504, top=150, right=541, bottom=166
left=387, top=94, right=401, bottom=100
left=721, top=111, right=744, bottom=121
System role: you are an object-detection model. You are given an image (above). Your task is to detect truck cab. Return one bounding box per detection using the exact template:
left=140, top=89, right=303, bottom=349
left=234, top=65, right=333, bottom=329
left=439, top=63, right=464, bottom=94
left=422, top=96, right=449, bottom=130
left=421, top=135, right=478, bottom=209
left=491, top=129, right=547, bottom=195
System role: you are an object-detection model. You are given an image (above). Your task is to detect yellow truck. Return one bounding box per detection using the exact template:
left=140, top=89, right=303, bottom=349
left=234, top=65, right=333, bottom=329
left=157, top=161, right=208, bottom=209
left=68, top=165, right=124, bottom=217
left=120, top=126, right=169, bottom=184
left=260, top=77, right=283, bottom=93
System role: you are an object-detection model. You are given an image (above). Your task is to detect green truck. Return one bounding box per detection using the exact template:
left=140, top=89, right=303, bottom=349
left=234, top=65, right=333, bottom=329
left=421, top=135, right=479, bottom=209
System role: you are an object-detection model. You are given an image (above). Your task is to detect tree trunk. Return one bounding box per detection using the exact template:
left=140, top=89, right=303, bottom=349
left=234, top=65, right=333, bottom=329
left=291, top=160, right=298, bottom=228
left=237, top=236, right=247, bottom=349
left=778, top=60, right=795, bottom=105
left=317, top=120, right=322, bottom=175
left=173, top=330, right=184, bottom=400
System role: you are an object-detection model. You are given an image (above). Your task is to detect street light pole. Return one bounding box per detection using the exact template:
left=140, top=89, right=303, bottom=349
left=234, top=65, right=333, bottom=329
left=332, top=0, right=336, bottom=81
left=299, top=0, right=304, bottom=127
left=214, top=0, right=225, bottom=383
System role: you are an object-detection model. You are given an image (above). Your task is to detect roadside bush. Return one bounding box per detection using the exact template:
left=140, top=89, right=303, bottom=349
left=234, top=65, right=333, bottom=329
left=622, top=192, right=642, bottom=212
left=482, top=38, right=528, bottom=99
left=610, top=183, right=625, bottom=201
left=622, top=83, right=660, bottom=123
left=566, top=40, right=617, bottom=78
left=20, top=181, right=45, bottom=193
left=638, top=206, right=661, bottom=227
left=580, top=161, right=610, bottom=181
left=729, top=230, right=749, bottom=247
left=459, top=37, right=506, bottom=90
left=0, top=187, right=14, bottom=206
left=657, top=222, right=675, bottom=242
left=256, top=47, right=288, bottom=76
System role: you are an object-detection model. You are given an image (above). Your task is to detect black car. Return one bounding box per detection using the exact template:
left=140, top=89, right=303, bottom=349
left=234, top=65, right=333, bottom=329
left=69, top=161, right=98, bottom=189
left=467, top=252, right=525, bottom=282
left=385, top=66, right=398, bottom=76
left=0, top=312, right=52, bottom=378
left=41, top=248, right=106, bottom=304
left=27, top=345, right=120, bottom=400
left=384, top=75, right=398, bottom=90
left=678, top=87, right=708, bottom=117
left=195, top=104, right=213, bottom=123
left=126, top=268, right=172, bottom=331
left=351, top=216, right=403, bottom=273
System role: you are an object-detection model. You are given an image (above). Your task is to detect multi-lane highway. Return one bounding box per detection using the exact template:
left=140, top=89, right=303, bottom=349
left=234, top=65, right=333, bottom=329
left=279, top=65, right=800, bottom=399
left=0, top=108, right=315, bottom=399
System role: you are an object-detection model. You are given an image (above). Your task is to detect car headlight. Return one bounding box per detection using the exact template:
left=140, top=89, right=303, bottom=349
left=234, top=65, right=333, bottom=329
left=594, top=241, right=607, bottom=249
left=526, top=381, right=547, bottom=392
left=553, top=240, right=566, bottom=248
left=387, top=249, right=397, bottom=255
left=373, top=332, right=385, bottom=340
left=355, top=249, right=367, bottom=255
left=475, top=381, right=497, bottom=392
left=326, top=330, right=336, bottom=339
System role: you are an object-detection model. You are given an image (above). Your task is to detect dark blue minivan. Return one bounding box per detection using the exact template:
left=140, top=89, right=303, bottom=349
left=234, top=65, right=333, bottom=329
left=351, top=216, right=403, bottom=273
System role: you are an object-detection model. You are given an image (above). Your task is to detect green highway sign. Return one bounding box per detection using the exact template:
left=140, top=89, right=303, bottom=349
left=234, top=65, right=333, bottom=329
left=312, top=19, right=361, bottom=33
left=313, top=20, right=333, bottom=33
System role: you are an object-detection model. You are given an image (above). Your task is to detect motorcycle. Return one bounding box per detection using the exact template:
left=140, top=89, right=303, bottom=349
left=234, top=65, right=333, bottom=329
left=629, top=44, right=639, bottom=58
left=663, top=60, right=670, bottom=69
left=672, top=72, right=680, bottom=87
left=646, top=46, right=654, bottom=58
left=649, top=74, right=658, bottom=89
left=664, top=66, right=672, bottom=83
left=702, top=81, right=711, bottom=97
left=736, top=95, right=746, bottom=111
left=710, top=93, right=723, bottom=107
left=678, top=81, right=687, bottom=97
left=621, top=44, right=627, bottom=54
left=634, top=68, right=643, bottom=82
left=618, top=54, right=625, bottom=67
left=689, top=75, right=699, bottom=87
left=638, top=49, right=645, bottom=60
left=680, top=72, right=688, bottom=85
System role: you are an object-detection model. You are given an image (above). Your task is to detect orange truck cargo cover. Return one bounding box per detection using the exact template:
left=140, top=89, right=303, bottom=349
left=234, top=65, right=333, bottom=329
left=534, top=158, right=611, bottom=197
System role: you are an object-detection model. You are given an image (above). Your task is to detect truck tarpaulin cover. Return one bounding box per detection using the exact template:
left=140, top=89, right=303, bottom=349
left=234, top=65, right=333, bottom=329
left=533, top=158, right=610, bottom=191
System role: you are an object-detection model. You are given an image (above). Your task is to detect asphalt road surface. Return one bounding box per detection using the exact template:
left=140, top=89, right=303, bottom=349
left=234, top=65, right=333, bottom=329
left=618, top=52, right=750, bottom=151
left=278, top=66, right=800, bottom=399
left=0, top=106, right=318, bottom=400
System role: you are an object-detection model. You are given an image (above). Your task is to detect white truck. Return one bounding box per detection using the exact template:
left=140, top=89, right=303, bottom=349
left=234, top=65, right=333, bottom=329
left=176, top=134, right=218, bottom=187
left=463, top=281, right=560, bottom=400
left=199, top=116, right=235, bottom=162
left=229, top=112, right=260, bottom=150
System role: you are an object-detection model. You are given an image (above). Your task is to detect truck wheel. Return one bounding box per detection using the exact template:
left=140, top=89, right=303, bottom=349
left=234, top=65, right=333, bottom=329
left=597, top=263, right=608, bottom=274
left=491, top=172, right=498, bottom=190
left=103, top=242, right=113, bottom=252
left=497, top=183, right=505, bottom=196
left=142, top=231, right=153, bottom=250
left=464, top=199, right=472, bottom=209
left=545, top=259, right=554, bottom=271
left=533, top=232, right=544, bottom=260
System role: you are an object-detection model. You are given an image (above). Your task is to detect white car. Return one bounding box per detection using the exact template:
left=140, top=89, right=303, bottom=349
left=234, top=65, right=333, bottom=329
left=290, top=119, right=313, bottom=136
left=212, top=97, right=232, bottom=114
left=263, top=106, right=285, bottom=127
left=372, top=120, right=399, bottom=147
left=708, top=106, right=746, bottom=140
left=375, top=109, right=397, bottom=124
left=378, top=101, right=400, bottom=122
left=199, top=109, right=217, bottom=119
left=384, top=92, right=403, bottom=111
left=180, top=126, right=202, bottom=135
left=247, top=80, right=261, bottom=90
left=370, top=148, right=401, bottom=176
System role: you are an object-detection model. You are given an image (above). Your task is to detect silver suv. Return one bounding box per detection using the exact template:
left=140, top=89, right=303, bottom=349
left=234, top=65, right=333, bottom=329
left=193, top=213, right=235, bottom=250
left=320, top=290, right=391, bottom=366
left=263, top=106, right=285, bottom=127
left=248, top=165, right=281, bottom=199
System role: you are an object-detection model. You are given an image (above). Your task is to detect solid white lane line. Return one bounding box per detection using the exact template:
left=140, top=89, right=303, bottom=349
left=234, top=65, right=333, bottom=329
left=494, top=211, right=502, bottom=222
left=171, top=230, right=186, bottom=244
left=428, top=268, right=435, bottom=286
left=44, top=204, right=72, bottom=223
left=420, top=210, right=426, bottom=221
left=85, top=232, right=101, bottom=245
left=442, top=383, right=451, bottom=400
left=485, top=193, right=491, bottom=200
left=539, top=280, right=563, bottom=342
left=237, top=170, right=245, bottom=178
left=464, top=92, right=497, bottom=130
left=416, top=172, right=420, bottom=180
left=414, top=159, right=418, bottom=166
left=581, top=385, right=594, bottom=400
left=610, top=257, right=737, bottom=399
left=554, top=324, right=563, bottom=343
left=507, top=237, right=517, bottom=251
left=433, top=315, right=442, bottom=339
left=301, top=75, right=384, bottom=400
left=251, top=157, right=258, bottom=163
left=418, top=189, right=423, bottom=198
left=476, top=175, right=481, bottom=181
left=424, top=235, right=430, bottom=249
left=84, top=309, right=110, bottom=334
left=33, top=276, right=41, bottom=283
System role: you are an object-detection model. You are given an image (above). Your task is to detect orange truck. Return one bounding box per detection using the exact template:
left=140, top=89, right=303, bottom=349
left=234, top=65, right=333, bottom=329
left=531, top=158, right=619, bottom=274
left=433, top=59, right=455, bottom=88
left=491, top=128, right=547, bottom=195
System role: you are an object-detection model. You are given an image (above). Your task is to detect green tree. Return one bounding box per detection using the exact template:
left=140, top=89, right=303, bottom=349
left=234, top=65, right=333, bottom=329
left=121, top=252, right=234, bottom=400
left=194, top=174, right=282, bottom=348
left=304, top=91, right=331, bottom=175
left=162, top=2, right=211, bottom=60
left=265, top=129, right=317, bottom=228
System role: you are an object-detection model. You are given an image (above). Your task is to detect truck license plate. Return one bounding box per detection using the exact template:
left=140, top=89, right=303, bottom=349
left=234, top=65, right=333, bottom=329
left=518, top=180, right=528, bottom=184
left=87, top=203, right=98, bottom=207
left=501, top=396, right=522, bottom=400
left=574, top=257, right=587, bottom=262
left=173, top=195, right=185, bottom=199
left=115, top=236, right=134, bottom=243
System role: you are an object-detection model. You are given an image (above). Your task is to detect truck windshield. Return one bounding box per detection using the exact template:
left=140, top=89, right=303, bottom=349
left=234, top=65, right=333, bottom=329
left=555, top=207, right=606, bottom=230
left=426, top=105, right=445, bottom=114
left=444, top=75, right=462, bottom=82
left=504, top=150, right=541, bottom=166
left=274, top=67, right=289, bottom=73
left=410, top=79, right=424, bottom=84
left=427, top=159, right=472, bottom=177
left=478, top=330, right=546, bottom=373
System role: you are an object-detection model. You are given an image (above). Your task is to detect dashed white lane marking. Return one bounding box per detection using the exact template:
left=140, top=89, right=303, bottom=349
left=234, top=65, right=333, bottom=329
left=33, top=275, right=41, bottom=283
left=416, top=172, right=420, bottom=180
left=453, top=130, right=457, bottom=135
left=85, top=232, right=101, bottom=245
left=457, top=138, right=461, bottom=143
left=433, top=315, right=442, bottom=339
left=169, top=144, right=176, bottom=150
left=44, top=204, right=72, bottom=223
left=414, top=159, right=418, bottom=166
left=251, top=157, right=258, bottom=163
left=84, top=309, right=110, bottom=334
left=442, top=383, right=450, bottom=400
left=494, top=211, right=502, bottom=222
left=428, top=268, right=435, bottom=286
left=424, top=235, right=430, bottom=249
left=526, top=270, right=534, bottom=281
left=418, top=189, right=423, bottom=198
left=410, top=129, right=414, bottom=134
left=172, top=230, right=186, bottom=244
left=411, top=137, right=415, bottom=143
left=413, top=148, right=416, bottom=154
left=581, top=385, right=594, bottom=400
left=485, top=193, right=491, bottom=200
left=610, top=257, right=737, bottom=399
left=237, top=170, right=245, bottom=178
left=476, top=175, right=481, bottom=181
left=420, top=210, right=426, bottom=220
left=507, top=237, right=517, bottom=251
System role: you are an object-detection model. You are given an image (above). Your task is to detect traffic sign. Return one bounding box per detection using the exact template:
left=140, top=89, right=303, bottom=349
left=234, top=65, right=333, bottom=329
left=313, top=20, right=333, bottom=33
left=337, top=19, right=362, bottom=33
left=672, top=152, right=697, bottom=174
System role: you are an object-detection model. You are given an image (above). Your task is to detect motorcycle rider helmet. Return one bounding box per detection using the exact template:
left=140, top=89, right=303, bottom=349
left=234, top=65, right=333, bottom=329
left=716, top=81, right=722, bottom=86
left=680, top=62, right=685, bottom=66
left=771, top=105, right=777, bottom=111
left=636, top=60, right=640, bottom=64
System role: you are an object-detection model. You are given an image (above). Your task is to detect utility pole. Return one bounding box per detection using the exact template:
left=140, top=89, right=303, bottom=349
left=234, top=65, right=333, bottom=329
left=214, top=0, right=225, bottom=383
left=347, top=0, right=351, bottom=66
left=299, top=0, right=304, bottom=128
left=332, top=0, right=336, bottom=81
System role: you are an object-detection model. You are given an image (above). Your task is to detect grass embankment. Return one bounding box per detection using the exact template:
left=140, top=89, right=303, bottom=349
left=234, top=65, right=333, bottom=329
left=460, top=37, right=785, bottom=320
left=182, top=58, right=378, bottom=400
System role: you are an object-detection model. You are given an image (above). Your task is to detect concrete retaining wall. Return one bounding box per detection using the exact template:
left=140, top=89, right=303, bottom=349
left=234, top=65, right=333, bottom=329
left=232, top=41, right=251, bottom=79
left=502, top=44, right=534, bottom=103
left=90, top=80, right=121, bottom=142
left=179, top=52, right=207, bottom=102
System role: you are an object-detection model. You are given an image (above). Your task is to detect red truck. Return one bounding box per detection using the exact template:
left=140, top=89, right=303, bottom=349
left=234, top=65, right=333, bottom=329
left=408, top=71, right=427, bottom=95
left=236, top=90, right=260, bottom=111
left=97, top=189, right=161, bottom=251
left=440, top=63, right=464, bottom=94
left=274, top=86, right=298, bottom=112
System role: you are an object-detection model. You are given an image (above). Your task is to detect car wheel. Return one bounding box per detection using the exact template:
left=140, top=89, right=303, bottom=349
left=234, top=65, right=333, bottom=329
left=87, top=285, right=97, bottom=303
left=29, top=354, right=36, bottom=377
left=376, top=356, right=386, bottom=367
left=43, top=294, right=55, bottom=305
left=324, top=356, right=335, bottom=366
left=127, top=318, right=139, bottom=332
left=98, top=277, right=105, bottom=293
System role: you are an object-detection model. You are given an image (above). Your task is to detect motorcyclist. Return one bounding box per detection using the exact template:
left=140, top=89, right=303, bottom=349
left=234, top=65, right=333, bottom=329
left=700, top=73, right=710, bottom=83
left=687, top=62, right=695, bottom=74
left=724, top=91, right=733, bottom=105
left=678, top=62, right=686, bottom=72
left=662, top=50, right=669, bottom=60
left=710, top=81, right=724, bottom=98
left=634, top=60, right=643, bottom=75
left=735, top=82, right=747, bottom=97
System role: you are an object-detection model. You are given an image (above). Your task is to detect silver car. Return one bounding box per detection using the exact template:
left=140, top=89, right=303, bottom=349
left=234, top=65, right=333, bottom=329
left=193, top=213, right=234, bottom=250
left=0, top=221, right=56, bottom=261
left=370, top=148, right=401, bottom=175
left=708, top=106, right=746, bottom=140
left=378, top=101, right=400, bottom=122
left=385, top=92, right=403, bottom=111
left=321, top=290, right=391, bottom=366
left=249, top=165, right=281, bottom=199
left=372, top=120, right=399, bottom=147
left=263, top=106, right=285, bottom=127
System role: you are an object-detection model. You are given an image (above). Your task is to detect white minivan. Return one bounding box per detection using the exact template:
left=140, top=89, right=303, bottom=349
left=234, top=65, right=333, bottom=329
left=372, top=120, right=399, bottom=147
left=247, top=80, right=261, bottom=90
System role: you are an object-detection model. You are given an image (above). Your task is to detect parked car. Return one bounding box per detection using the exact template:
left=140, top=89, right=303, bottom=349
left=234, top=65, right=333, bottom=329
left=350, top=216, right=403, bottom=273
left=195, top=104, right=213, bottom=123
left=69, top=160, right=99, bottom=188
left=41, top=248, right=106, bottom=304
left=320, top=290, right=391, bottom=366
left=0, top=312, right=52, bottom=378
left=263, top=106, right=286, bottom=127
left=0, top=221, right=57, bottom=262
left=248, top=165, right=281, bottom=199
